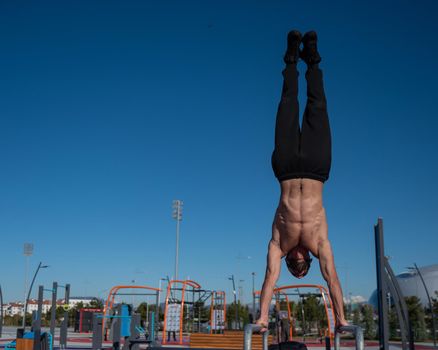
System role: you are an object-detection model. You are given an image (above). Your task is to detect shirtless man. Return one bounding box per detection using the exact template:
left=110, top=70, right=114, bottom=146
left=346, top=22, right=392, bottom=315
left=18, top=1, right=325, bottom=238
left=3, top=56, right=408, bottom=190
left=256, top=30, right=348, bottom=332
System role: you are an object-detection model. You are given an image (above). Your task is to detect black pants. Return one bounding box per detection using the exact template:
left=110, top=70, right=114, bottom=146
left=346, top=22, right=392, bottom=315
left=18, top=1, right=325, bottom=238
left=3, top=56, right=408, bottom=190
left=271, top=65, right=332, bottom=183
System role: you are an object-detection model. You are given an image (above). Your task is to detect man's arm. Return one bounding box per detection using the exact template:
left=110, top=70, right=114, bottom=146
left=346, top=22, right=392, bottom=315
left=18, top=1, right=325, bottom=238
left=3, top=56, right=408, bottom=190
left=317, top=239, right=348, bottom=328
left=256, top=239, right=283, bottom=332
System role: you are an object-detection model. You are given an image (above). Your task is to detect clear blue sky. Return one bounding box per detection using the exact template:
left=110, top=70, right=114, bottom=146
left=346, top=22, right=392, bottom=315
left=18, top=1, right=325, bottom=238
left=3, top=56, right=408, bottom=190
left=1, top=0, right=438, bottom=304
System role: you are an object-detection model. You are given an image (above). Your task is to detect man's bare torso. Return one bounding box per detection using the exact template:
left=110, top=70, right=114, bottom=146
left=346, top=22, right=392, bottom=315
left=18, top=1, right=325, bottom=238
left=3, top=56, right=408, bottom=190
left=272, top=178, right=328, bottom=258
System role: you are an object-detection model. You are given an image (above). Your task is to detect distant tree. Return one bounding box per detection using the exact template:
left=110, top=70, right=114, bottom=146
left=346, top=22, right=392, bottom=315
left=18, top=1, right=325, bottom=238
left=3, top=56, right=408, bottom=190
left=424, top=291, right=438, bottom=341
left=388, top=306, right=399, bottom=340
left=89, top=298, right=104, bottom=309
left=226, top=301, right=250, bottom=330
left=4, top=315, right=24, bottom=326
left=74, top=301, right=85, bottom=310
left=405, top=296, right=427, bottom=341
left=361, top=304, right=376, bottom=339
left=136, top=302, right=149, bottom=319
left=294, top=295, right=326, bottom=336
left=433, top=291, right=438, bottom=315
left=352, top=307, right=361, bottom=326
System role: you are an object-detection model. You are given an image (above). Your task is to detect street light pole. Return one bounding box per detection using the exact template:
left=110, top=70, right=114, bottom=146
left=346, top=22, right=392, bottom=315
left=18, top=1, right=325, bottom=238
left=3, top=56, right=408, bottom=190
left=22, top=243, right=33, bottom=328
left=172, top=200, right=183, bottom=280
left=252, top=272, right=256, bottom=319
left=239, top=279, right=244, bottom=304
left=23, top=262, right=49, bottom=330
left=412, top=263, right=437, bottom=348
left=229, top=275, right=238, bottom=330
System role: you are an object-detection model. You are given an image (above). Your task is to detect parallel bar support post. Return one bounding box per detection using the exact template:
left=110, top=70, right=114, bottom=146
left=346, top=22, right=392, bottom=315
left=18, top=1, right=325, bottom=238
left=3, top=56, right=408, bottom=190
left=33, top=285, right=44, bottom=350
left=59, top=283, right=70, bottom=349
left=244, top=324, right=268, bottom=350
left=334, top=325, right=364, bottom=350
left=50, top=282, right=58, bottom=343
left=325, top=336, right=331, bottom=350
left=92, top=313, right=103, bottom=350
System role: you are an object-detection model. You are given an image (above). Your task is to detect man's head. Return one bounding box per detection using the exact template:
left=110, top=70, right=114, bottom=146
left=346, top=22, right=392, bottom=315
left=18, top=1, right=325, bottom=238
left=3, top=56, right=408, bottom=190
left=285, top=246, right=312, bottom=278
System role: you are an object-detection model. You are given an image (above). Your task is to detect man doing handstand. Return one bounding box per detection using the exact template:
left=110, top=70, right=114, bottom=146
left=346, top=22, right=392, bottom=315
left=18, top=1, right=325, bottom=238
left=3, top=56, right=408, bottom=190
left=256, top=30, right=348, bottom=332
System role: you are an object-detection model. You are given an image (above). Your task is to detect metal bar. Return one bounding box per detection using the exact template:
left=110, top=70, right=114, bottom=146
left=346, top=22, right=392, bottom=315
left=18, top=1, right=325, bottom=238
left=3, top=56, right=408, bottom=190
left=334, top=325, right=364, bottom=350
left=50, top=282, right=57, bottom=344
left=33, top=285, right=44, bottom=350
left=112, top=305, right=122, bottom=350
left=375, top=219, right=389, bottom=350
left=244, top=324, right=268, bottom=350
left=384, top=259, right=409, bottom=350
left=92, top=313, right=103, bottom=350
left=414, top=263, right=437, bottom=348
left=112, top=293, right=158, bottom=296
left=36, top=285, right=43, bottom=325
left=60, top=283, right=70, bottom=349
left=385, top=258, right=414, bottom=350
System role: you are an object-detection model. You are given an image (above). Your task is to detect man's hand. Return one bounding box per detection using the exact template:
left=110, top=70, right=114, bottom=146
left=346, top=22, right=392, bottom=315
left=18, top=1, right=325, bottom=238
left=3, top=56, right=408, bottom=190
left=255, top=318, right=269, bottom=333
left=258, top=239, right=282, bottom=334
left=335, top=319, right=350, bottom=333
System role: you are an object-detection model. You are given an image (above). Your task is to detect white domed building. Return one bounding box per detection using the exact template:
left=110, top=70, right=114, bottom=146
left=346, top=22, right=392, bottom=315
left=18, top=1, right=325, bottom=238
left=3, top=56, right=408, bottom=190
left=369, top=264, right=438, bottom=307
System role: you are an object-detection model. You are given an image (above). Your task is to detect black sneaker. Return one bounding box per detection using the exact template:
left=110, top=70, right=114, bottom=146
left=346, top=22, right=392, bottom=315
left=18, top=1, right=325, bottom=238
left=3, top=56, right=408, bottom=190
left=300, top=31, right=321, bottom=65
left=283, top=30, right=302, bottom=64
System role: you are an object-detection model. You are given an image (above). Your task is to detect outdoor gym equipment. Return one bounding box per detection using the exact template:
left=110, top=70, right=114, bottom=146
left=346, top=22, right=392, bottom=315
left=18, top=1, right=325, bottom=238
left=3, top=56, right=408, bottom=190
left=102, top=285, right=160, bottom=341
left=75, top=308, right=102, bottom=333
left=92, top=284, right=160, bottom=350
left=10, top=282, right=70, bottom=350
left=5, top=331, right=52, bottom=350
left=92, top=304, right=150, bottom=350
left=254, top=284, right=336, bottom=344
left=162, top=279, right=226, bottom=345
left=34, top=283, right=70, bottom=350
left=209, top=291, right=226, bottom=334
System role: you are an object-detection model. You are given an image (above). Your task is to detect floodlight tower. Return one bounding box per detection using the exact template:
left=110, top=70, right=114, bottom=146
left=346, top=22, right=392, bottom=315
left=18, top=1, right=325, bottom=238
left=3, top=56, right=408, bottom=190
left=22, top=243, right=33, bottom=327
left=172, top=200, right=183, bottom=280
